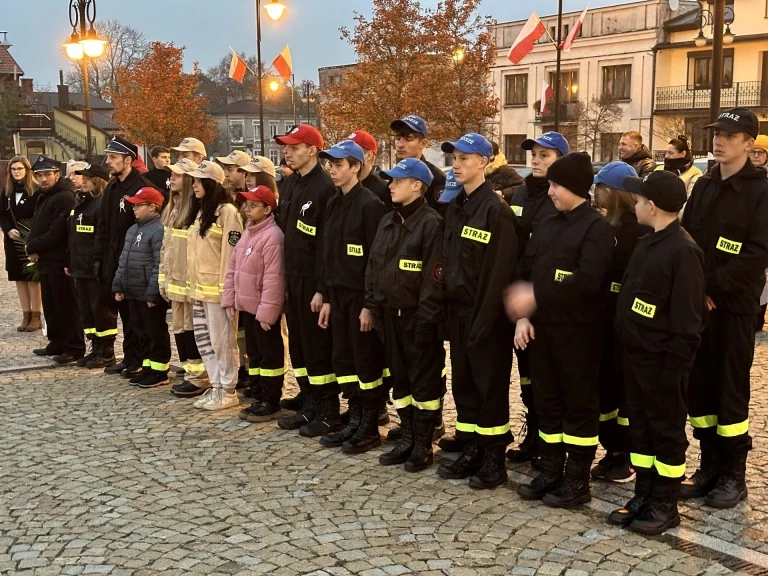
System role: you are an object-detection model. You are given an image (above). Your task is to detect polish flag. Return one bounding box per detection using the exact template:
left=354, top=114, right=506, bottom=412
left=228, top=52, right=247, bottom=84
left=561, top=7, right=588, bottom=52
left=507, top=13, right=546, bottom=65
left=271, top=45, right=293, bottom=84
left=540, top=81, right=554, bottom=114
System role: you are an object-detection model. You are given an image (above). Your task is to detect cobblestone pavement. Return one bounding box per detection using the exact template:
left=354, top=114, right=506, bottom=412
left=1, top=251, right=768, bottom=575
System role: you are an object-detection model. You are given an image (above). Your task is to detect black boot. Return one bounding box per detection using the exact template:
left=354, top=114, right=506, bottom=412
left=608, top=467, right=654, bottom=526
left=300, top=393, right=341, bottom=438
left=77, top=339, right=98, bottom=367
left=342, top=404, right=382, bottom=454
left=322, top=397, right=363, bottom=448
left=379, top=407, right=414, bottom=465
left=404, top=413, right=434, bottom=472
left=517, top=442, right=565, bottom=500
left=86, top=339, right=115, bottom=369
left=506, top=412, right=539, bottom=464
left=277, top=389, right=317, bottom=430
left=705, top=448, right=748, bottom=509
left=542, top=446, right=595, bottom=508
left=436, top=435, right=466, bottom=453
left=389, top=405, right=443, bottom=442
left=174, top=332, right=188, bottom=376
left=246, top=374, right=262, bottom=404
left=436, top=443, right=483, bottom=479
left=680, top=437, right=718, bottom=499
left=468, top=445, right=508, bottom=489
left=628, top=480, right=681, bottom=536
left=281, top=390, right=305, bottom=411
left=236, top=365, right=248, bottom=390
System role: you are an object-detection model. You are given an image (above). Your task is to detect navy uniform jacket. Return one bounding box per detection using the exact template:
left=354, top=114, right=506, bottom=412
left=507, top=175, right=558, bottom=267
left=615, top=219, right=705, bottom=372
left=67, top=192, right=103, bottom=279
left=443, top=181, right=518, bottom=343
left=321, top=182, right=385, bottom=294
left=681, top=160, right=768, bottom=315
left=365, top=197, right=443, bottom=326
left=523, top=201, right=614, bottom=325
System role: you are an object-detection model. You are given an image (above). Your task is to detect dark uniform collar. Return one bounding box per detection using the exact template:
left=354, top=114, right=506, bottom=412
left=457, top=181, right=493, bottom=212
left=645, top=218, right=680, bottom=246
left=711, top=158, right=763, bottom=192
left=339, top=181, right=363, bottom=204
left=296, top=161, right=324, bottom=182
left=559, top=199, right=592, bottom=223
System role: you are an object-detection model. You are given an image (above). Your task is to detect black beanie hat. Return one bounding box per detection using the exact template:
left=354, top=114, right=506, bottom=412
left=546, top=152, right=593, bottom=198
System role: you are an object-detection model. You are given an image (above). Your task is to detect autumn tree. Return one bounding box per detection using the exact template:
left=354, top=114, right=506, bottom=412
left=576, top=95, right=624, bottom=159
left=319, top=0, right=498, bottom=143
left=65, top=19, right=147, bottom=101
left=112, top=42, right=218, bottom=148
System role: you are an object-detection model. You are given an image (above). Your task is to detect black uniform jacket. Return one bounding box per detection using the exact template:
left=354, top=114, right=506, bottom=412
left=67, top=192, right=103, bottom=279
left=605, top=212, right=652, bottom=303
left=681, top=160, right=768, bottom=315
left=362, top=171, right=392, bottom=212
left=507, top=175, right=558, bottom=266
left=275, top=162, right=336, bottom=292
left=443, top=181, right=518, bottom=343
left=615, top=220, right=705, bottom=372
left=26, top=177, right=76, bottom=275
left=423, top=157, right=446, bottom=210
left=524, top=201, right=613, bottom=325
left=365, top=197, right=443, bottom=326
left=322, top=182, right=386, bottom=294
left=93, top=168, right=158, bottom=283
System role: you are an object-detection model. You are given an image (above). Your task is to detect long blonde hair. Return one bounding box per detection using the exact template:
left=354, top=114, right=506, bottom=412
left=162, top=173, right=195, bottom=229
left=5, top=156, right=38, bottom=197
left=595, top=184, right=638, bottom=226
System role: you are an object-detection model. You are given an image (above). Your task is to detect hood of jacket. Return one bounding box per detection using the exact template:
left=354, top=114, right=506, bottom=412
left=624, top=145, right=653, bottom=165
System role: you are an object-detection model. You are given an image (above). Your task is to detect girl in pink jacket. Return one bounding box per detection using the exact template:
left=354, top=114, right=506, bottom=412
left=222, top=185, right=286, bottom=422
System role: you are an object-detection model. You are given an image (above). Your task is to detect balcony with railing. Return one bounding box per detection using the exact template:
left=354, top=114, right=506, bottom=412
left=655, top=81, right=766, bottom=112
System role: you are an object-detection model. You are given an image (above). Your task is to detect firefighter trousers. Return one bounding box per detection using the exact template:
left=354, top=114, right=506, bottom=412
left=242, top=311, right=285, bottom=404
left=128, top=299, right=171, bottom=373
left=40, top=272, right=84, bottom=357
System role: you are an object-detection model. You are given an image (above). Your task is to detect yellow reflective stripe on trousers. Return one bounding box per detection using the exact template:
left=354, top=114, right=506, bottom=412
left=158, top=273, right=166, bottom=282
left=383, top=368, right=391, bottom=378
left=337, top=375, right=358, bottom=384
left=617, top=417, right=629, bottom=426
left=359, top=375, right=385, bottom=390
left=455, top=421, right=476, bottom=433
left=261, top=367, right=285, bottom=377
left=142, top=359, right=151, bottom=367
left=393, top=395, right=412, bottom=409
left=539, top=430, right=563, bottom=444
left=563, top=433, right=599, bottom=446
left=83, top=328, right=96, bottom=335
left=630, top=453, right=655, bottom=469
left=655, top=458, right=686, bottom=478
left=717, top=418, right=749, bottom=437
left=441, top=367, right=447, bottom=378
left=413, top=398, right=441, bottom=411
left=95, top=328, right=118, bottom=337
left=520, top=377, right=531, bottom=385
left=689, top=415, right=717, bottom=428
left=186, top=360, right=205, bottom=373
left=294, top=367, right=308, bottom=377
left=149, top=361, right=169, bottom=371
left=248, top=367, right=260, bottom=376
left=476, top=423, right=510, bottom=436
left=599, top=409, right=619, bottom=422
left=308, top=373, right=337, bottom=385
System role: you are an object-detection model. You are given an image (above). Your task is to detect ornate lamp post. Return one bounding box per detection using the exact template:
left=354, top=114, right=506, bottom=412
left=256, top=0, right=286, bottom=153
left=301, top=80, right=316, bottom=126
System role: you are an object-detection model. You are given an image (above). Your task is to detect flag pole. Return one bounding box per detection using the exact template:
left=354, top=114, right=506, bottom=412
left=553, top=0, right=564, bottom=132
left=291, top=74, right=297, bottom=126
left=255, top=2, right=265, bottom=154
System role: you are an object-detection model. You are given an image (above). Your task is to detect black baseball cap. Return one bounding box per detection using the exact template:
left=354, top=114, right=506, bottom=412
left=705, top=107, right=759, bottom=139
left=75, top=163, right=110, bottom=181
left=623, top=171, right=687, bottom=213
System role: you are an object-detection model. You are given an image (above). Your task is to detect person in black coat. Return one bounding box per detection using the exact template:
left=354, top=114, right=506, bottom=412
left=0, top=155, right=42, bottom=331
left=26, top=156, right=84, bottom=363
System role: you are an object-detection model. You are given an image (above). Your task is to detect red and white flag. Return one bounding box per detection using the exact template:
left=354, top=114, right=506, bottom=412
left=228, top=52, right=247, bottom=84
left=540, top=80, right=554, bottom=114
left=271, top=45, right=293, bottom=83
left=507, top=12, right=546, bottom=65
left=561, top=6, right=588, bottom=52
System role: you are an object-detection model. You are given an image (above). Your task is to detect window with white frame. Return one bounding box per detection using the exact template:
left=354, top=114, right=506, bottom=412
left=229, top=120, right=244, bottom=144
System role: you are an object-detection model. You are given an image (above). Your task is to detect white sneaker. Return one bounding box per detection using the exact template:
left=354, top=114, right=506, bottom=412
left=203, top=390, right=240, bottom=411
left=193, top=388, right=216, bottom=409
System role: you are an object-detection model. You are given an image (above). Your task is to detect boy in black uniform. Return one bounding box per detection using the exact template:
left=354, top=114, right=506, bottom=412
left=273, top=125, right=339, bottom=435
left=348, top=130, right=391, bottom=212
left=367, top=158, right=444, bottom=471
left=313, top=140, right=387, bottom=451
left=68, top=163, right=117, bottom=369
left=390, top=115, right=446, bottom=211
left=680, top=108, right=768, bottom=508
left=437, top=133, right=518, bottom=490
left=610, top=171, right=705, bottom=535
left=506, top=152, right=613, bottom=507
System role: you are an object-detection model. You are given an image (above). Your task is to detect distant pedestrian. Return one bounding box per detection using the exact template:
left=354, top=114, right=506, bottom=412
left=144, top=145, right=172, bottom=194
left=618, top=131, right=655, bottom=178
left=655, top=135, right=702, bottom=196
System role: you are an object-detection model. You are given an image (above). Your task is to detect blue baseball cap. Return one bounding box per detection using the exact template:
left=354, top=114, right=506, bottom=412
left=390, top=115, right=429, bottom=137
left=594, top=161, right=638, bottom=190
left=381, top=158, right=434, bottom=186
left=318, top=140, right=365, bottom=164
left=438, top=168, right=463, bottom=203
left=521, top=131, right=569, bottom=157
left=441, top=133, right=493, bottom=158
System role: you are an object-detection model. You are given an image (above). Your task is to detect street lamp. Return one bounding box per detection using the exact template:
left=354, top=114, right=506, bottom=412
left=300, top=80, right=316, bottom=126
left=63, top=0, right=106, bottom=161
left=255, top=0, right=287, bottom=154
left=452, top=47, right=465, bottom=63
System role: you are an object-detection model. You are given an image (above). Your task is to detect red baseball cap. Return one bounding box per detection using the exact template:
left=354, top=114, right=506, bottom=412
left=347, top=130, right=377, bottom=154
left=237, top=185, right=277, bottom=211
left=274, top=124, right=324, bottom=150
left=126, top=187, right=164, bottom=207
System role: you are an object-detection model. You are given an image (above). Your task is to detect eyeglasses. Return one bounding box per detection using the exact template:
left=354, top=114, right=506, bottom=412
left=10, top=167, right=25, bottom=171
left=750, top=150, right=767, bottom=157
